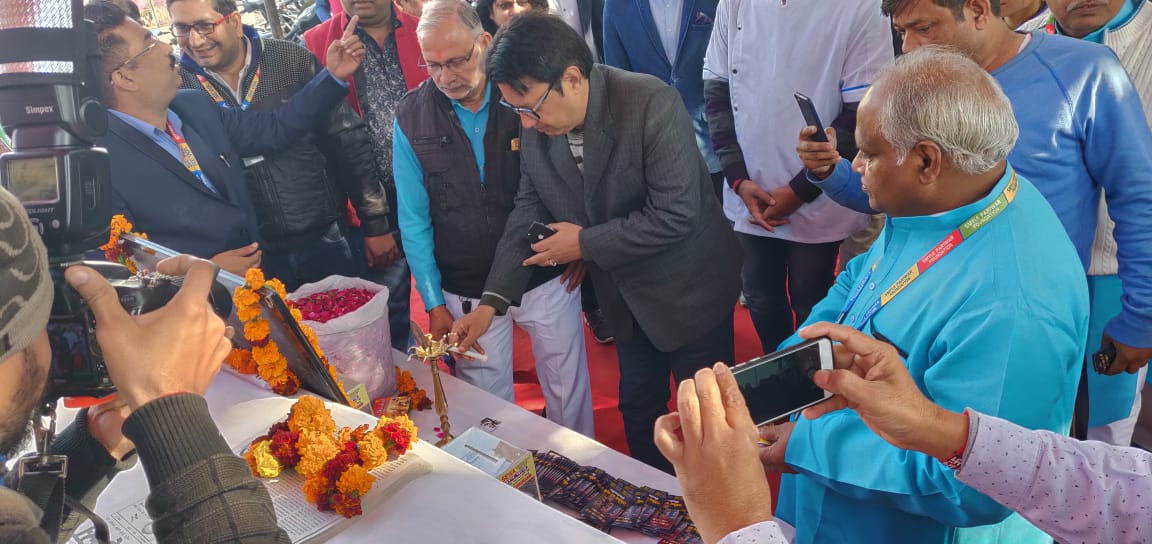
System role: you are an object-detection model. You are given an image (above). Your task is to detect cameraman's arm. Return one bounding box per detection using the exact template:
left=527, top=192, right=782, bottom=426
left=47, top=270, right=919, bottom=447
left=64, top=256, right=288, bottom=542
left=122, top=394, right=289, bottom=543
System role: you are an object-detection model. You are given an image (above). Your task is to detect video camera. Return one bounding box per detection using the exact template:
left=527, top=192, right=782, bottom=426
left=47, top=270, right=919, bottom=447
left=0, top=0, right=229, bottom=401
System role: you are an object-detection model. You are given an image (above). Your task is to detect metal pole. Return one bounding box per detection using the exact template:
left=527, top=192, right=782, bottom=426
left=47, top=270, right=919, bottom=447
left=262, top=0, right=285, bottom=39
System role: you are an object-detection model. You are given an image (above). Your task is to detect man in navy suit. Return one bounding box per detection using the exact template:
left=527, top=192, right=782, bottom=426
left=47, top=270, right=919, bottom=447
left=86, top=2, right=365, bottom=275
left=603, top=0, right=723, bottom=197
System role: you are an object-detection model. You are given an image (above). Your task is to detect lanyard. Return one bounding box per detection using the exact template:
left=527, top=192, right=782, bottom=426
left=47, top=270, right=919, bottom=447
left=197, top=64, right=261, bottom=110
left=836, top=171, right=1019, bottom=329
left=165, top=121, right=214, bottom=193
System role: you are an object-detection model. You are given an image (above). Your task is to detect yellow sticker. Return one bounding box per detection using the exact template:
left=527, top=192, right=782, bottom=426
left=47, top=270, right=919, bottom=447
left=511, top=137, right=520, bottom=152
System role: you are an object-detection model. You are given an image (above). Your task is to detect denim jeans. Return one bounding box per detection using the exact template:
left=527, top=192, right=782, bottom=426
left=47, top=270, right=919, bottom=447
left=346, top=226, right=412, bottom=352
left=738, top=233, right=841, bottom=353
left=261, top=223, right=356, bottom=292
left=615, top=313, right=734, bottom=473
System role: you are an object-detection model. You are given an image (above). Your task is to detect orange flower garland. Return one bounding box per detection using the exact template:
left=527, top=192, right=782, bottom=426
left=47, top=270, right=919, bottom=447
left=242, top=395, right=419, bottom=518
left=224, top=267, right=344, bottom=398
left=394, top=368, right=432, bottom=411
left=100, top=214, right=147, bottom=274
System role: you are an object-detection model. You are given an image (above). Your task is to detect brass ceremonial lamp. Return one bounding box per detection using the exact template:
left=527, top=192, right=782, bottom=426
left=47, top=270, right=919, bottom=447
left=408, top=322, right=454, bottom=446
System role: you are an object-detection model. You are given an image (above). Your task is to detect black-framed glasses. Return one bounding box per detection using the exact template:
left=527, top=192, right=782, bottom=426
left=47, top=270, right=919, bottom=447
left=418, top=36, right=481, bottom=75
left=499, top=83, right=553, bottom=121
left=110, top=37, right=159, bottom=80
left=170, top=13, right=231, bottom=38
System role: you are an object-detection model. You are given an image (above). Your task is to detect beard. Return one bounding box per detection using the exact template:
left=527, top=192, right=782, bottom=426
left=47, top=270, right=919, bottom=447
left=0, top=347, right=47, bottom=459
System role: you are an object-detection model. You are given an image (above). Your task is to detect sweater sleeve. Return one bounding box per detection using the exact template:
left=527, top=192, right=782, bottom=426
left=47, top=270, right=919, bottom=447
left=122, top=394, right=290, bottom=543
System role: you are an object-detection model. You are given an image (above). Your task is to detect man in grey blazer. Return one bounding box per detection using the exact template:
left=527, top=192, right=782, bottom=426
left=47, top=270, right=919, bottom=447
left=451, top=13, right=741, bottom=472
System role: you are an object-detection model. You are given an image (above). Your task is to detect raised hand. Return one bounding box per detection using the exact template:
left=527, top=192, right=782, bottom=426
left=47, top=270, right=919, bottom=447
left=326, top=15, right=366, bottom=82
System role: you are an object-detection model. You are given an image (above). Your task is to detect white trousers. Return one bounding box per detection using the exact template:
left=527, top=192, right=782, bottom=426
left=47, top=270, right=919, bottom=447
left=1087, top=365, right=1149, bottom=445
left=444, top=277, right=595, bottom=437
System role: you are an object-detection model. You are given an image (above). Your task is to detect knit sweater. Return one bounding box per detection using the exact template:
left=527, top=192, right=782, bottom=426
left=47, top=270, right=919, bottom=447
left=1087, top=0, right=1152, bottom=276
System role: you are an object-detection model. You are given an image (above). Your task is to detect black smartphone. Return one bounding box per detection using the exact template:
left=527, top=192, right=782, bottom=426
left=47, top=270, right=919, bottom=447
left=731, top=337, right=834, bottom=426
left=794, top=92, right=830, bottom=143
left=527, top=221, right=557, bottom=244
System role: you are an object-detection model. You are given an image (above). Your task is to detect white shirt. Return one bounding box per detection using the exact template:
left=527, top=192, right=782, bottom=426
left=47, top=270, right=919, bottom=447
left=548, top=0, right=599, bottom=59
left=649, top=0, right=684, bottom=63
left=702, top=0, right=893, bottom=243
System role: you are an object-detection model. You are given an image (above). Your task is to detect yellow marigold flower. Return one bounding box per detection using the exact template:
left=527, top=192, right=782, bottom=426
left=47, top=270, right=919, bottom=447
left=302, top=472, right=329, bottom=505
left=243, top=440, right=282, bottom=478
left=225, top=348, right=257, bottom=374
left=295, top=429, right=340, bottom=476
left=395, top=369, right=416, bottom=393
left=336, top=464, right=375, bottom=496
left=265, top=278, right=288, bottom=299
left=358, top=433, right=388, bottom=470
left=244, top=318, right=271, bottom=343
left=252, top=342, right=281, bottom=365
left=337, top=426, right=353, bottom=445
left=244, top=267, right=265, bottom=289
left=288, top=396, right=337, bottom=435
left=233, top=288, right=260, bottom=309
left=237, top=305, right=263, bottom=322
left=290, top=307, right=304, bottom=322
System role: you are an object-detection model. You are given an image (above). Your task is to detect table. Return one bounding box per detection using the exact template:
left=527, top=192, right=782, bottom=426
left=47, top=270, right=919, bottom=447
left=68, top=351, right=681, bottom=543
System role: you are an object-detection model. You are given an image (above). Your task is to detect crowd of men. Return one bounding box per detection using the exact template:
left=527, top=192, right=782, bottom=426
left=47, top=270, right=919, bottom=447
left=1, top=0, right=1151, bottom=542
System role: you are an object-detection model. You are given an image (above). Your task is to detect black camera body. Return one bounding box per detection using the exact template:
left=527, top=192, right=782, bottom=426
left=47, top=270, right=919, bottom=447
left=44, top=262, right=234, bottom=399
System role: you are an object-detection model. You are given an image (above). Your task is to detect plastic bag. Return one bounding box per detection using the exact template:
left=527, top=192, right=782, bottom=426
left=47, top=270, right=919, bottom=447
left=289, top=275, right=395, bottom=399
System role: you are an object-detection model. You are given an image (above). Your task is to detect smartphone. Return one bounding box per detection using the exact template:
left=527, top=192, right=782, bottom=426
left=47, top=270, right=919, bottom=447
left=1092, top=342, right=1118, bottom=374
left=794, top=92, right=830, bottom=143
left=731, top=337, right=834, bottom=426
left=527, top=221, right=557, bottom=244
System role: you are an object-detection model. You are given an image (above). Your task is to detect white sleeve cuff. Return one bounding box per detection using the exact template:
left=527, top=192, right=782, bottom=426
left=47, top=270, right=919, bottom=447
left=718, top=520, right=794, bottom=544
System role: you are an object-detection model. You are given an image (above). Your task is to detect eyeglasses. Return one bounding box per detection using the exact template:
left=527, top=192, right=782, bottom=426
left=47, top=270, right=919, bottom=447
left=495, top=0, right=532, bottom=9
left=418, top=36, right=481, bottom=75
left=110, top=37, right=159, bottom=80
left=170, top=13, right=231, bottom=38
left=499, top=83, right=553, bottom=121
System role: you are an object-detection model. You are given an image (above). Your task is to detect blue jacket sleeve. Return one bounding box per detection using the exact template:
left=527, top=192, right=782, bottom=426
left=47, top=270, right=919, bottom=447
left=808, top=159, right=877, bottom=214
left=392, top=120, right=445, bottom=309
left=1080, top=54, right=1152, bottom=348
left=602, top=8, right=631, bottom=71
left=784, top=300, right=1085, bottom=527
left=220, top=69, right=349, bottom=157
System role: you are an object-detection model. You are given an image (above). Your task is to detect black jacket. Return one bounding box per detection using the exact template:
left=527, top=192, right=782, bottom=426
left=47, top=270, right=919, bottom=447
left=179, top=27, right=390, bottom=253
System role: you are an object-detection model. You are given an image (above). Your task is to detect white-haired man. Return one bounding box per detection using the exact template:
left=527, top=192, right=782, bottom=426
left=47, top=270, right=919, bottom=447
left=753, top=46, right=1089, bottom=544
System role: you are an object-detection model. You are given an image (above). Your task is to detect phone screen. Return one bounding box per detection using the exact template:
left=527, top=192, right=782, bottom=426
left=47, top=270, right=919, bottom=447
left=46, top=321, right=97, bottom=381
left=733, top=339, right=829, bottom=425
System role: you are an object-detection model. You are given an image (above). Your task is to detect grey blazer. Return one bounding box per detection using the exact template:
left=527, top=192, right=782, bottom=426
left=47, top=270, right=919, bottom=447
left=483, top=64, right=741, bottom=352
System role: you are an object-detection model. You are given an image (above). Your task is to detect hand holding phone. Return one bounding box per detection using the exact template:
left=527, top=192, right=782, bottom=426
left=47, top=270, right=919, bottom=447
left=527, top=221, right=557, bottom=244
left=731, top=337, right=834, bottom=426
left=794, top=92, right=829, bottom=143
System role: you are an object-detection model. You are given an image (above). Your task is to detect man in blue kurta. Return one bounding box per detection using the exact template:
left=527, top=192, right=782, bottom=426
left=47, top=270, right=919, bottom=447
left=760, top=46, right=1089, bottom=543
left=798, top=0, right=1152, bottom=448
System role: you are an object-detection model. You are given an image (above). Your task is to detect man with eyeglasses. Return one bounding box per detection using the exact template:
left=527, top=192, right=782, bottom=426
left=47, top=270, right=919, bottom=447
left=392, top=0, right=594, bottom=437
left=305, top=0, right=428, bottom=350
left=451, top=13, right=741, bottom=473
left=169, top=0, right=393, bottom=292
left=88, top=1, right=364, bottom=277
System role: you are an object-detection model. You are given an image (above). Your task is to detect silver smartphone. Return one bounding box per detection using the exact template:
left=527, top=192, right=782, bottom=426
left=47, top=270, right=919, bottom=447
left=731, top=337, right=835, bottom=426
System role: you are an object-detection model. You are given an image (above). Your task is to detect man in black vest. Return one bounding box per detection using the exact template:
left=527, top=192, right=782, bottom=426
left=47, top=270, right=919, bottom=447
left=393, top=0, right=594, bottom=436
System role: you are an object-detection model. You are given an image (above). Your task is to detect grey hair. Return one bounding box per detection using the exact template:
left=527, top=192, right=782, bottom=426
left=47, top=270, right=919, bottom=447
left=417, top=0, right=484, bottom=40
left=874, top=45, right=1018, bottom=175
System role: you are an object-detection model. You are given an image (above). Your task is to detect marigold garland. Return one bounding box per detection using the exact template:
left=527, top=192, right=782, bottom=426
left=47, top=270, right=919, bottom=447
left=394, top=368, right=432, bottom=411
left=242, top=395, right=420, bottom=518
left=223, top=268, right=346, bottom=399
left=100, top=214, right=147, bottom=274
